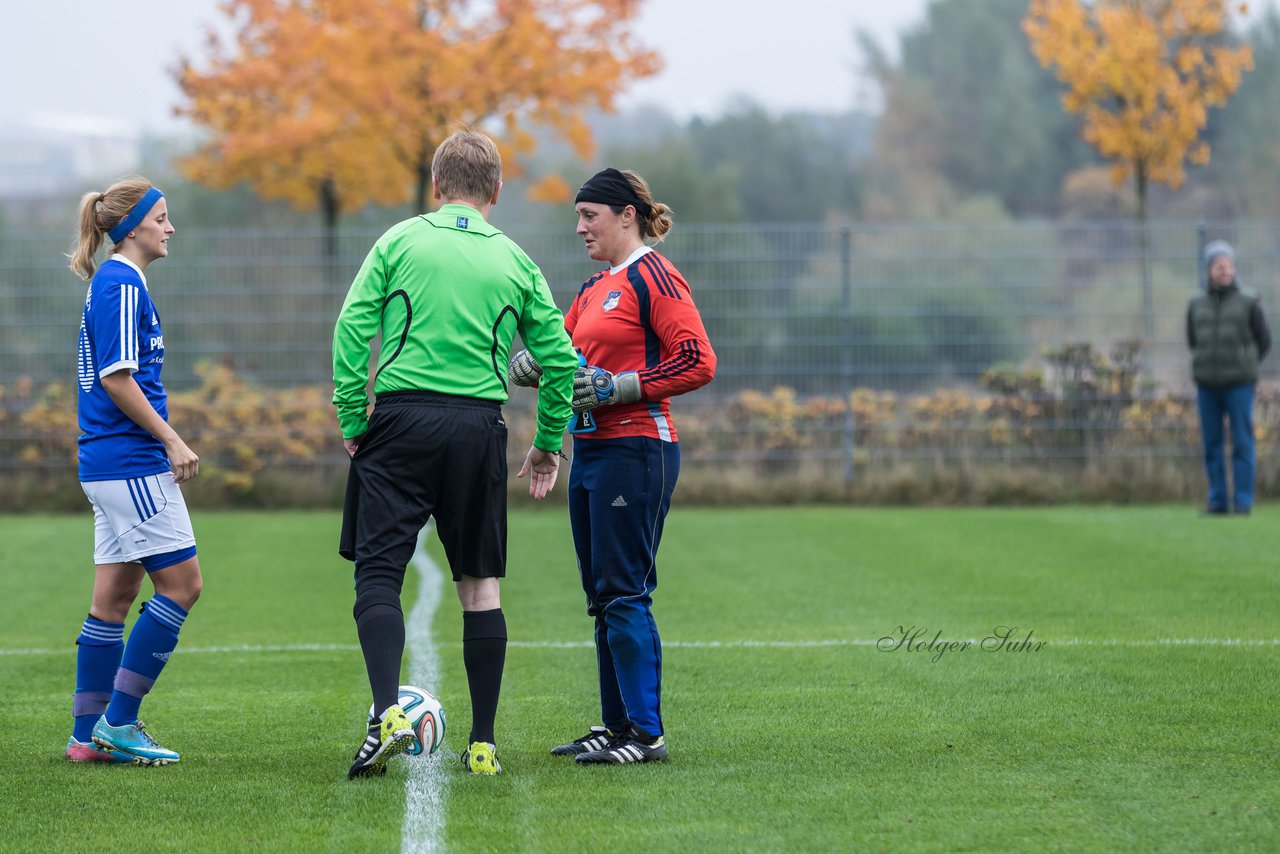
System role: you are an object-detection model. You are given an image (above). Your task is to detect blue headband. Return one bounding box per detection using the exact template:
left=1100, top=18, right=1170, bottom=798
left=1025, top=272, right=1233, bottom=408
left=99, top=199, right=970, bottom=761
left=107, top=187, right=164, bottom=244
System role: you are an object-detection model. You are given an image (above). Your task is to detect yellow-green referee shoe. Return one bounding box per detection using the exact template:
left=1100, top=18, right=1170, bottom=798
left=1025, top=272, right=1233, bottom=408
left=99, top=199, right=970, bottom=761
left=461, top=741, right=501, bottom=775
left=348, top=704, right=416, bottom=780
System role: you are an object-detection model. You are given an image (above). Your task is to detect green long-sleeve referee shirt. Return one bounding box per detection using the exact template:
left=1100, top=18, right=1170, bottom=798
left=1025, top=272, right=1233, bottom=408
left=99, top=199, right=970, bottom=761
left=332, top=203, right=576, bottom=450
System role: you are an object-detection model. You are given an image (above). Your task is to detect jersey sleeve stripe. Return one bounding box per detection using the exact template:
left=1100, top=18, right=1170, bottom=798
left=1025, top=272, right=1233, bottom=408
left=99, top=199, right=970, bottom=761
left=639, top=340, right=702, bottom=383
left=637, top=255, right=669, bottom=299
left=131, top=285, right=139, bottom=363
left=118, top=286, right=127, bottom=364
left=639, top=254, right=681, bottom=301
left=654, top=256, right=682, bottom=300
left=118, top=284, right=139, bottom=365
left=128, top=284, right=135, bottom=364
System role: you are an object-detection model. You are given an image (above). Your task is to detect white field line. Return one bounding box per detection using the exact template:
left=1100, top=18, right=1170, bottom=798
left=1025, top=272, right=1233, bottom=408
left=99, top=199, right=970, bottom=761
left=4, top=638, right=1279, bottom=657
left=403, top=526, right=447, bottom=854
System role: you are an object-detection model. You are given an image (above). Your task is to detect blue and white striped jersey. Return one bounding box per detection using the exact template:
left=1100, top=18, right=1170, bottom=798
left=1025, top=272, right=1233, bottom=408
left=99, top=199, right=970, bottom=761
left=77, top=255, right=171, bottom=481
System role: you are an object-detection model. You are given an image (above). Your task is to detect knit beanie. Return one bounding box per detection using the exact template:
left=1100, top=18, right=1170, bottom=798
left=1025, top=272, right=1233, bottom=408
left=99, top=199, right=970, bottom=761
left=1204, top=239, right=1235, bottom=269
left=1203, top=239, right=1233, bottom=289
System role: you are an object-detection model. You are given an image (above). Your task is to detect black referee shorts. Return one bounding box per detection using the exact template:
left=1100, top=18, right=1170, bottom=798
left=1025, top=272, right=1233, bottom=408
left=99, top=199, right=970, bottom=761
left=340, top=391, right=508, bottom=582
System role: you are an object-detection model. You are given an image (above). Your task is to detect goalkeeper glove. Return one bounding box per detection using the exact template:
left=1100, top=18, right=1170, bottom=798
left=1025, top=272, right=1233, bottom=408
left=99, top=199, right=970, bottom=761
left=507, top=349, right=542, bottom=387
left=571, top=365, right=642, bottom=413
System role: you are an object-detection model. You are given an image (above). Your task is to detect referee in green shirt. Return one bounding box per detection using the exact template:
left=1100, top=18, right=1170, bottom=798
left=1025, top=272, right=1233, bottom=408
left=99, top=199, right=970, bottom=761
left=333, top=129, right=576, bottom=779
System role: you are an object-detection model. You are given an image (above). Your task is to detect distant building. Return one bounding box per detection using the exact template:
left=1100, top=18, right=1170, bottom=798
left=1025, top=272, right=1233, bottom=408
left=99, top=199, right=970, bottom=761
left=0, top=112, right=143, bottom=199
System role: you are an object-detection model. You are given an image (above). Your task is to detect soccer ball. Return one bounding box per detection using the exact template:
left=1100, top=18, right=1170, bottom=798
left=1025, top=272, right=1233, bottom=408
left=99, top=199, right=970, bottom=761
left=368, top=685, right=446, bottom=756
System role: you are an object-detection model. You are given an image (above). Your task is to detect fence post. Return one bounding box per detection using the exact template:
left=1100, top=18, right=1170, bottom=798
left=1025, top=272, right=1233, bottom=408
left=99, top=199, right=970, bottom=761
left=1140, top=221, right=1154, bottom=357
left=1196, top=220, right=1207, bottom=292
left=841, top=224, right=855, bottom=486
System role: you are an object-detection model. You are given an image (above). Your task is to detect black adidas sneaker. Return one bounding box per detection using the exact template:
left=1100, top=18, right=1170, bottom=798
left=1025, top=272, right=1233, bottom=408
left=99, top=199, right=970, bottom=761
left=550, top=726, right=617, bottom=756
left=574, top=725, right=668, bottom=765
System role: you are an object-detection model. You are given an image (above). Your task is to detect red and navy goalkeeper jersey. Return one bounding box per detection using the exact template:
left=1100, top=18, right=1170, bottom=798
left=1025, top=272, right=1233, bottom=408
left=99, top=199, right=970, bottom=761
left=565, top=246, right=715, bottom=441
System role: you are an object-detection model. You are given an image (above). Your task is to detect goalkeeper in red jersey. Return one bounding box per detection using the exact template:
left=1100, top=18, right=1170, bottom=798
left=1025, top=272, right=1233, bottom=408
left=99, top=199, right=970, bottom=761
left=509, top=167, right=716, bottom=764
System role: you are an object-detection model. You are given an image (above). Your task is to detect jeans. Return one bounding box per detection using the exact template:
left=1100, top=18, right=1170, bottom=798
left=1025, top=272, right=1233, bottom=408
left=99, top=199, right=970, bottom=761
left=1195, top=383, right=1256, bottom=512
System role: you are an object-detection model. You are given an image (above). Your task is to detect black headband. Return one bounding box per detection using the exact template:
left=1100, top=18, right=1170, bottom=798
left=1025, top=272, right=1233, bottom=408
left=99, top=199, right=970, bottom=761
left=575, top=168, right=651, bottom=219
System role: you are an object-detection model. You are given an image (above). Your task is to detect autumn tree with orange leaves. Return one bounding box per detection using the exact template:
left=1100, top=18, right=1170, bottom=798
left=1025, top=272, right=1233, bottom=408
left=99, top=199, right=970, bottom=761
left=175, top=0, right=659, bottom=248
left=1024, top=0, right=1252, bottom=343
left=1023, top=0, right=1252, bottom=222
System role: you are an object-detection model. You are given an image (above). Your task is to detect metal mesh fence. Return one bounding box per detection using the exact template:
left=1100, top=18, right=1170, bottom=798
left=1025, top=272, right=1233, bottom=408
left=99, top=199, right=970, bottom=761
left=2, top=219, right=1276, bottom=498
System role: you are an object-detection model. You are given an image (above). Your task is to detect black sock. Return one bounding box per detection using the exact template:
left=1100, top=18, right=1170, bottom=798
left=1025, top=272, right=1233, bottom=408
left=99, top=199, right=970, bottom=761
left=462, top=608, right=507, bottom=744
left=356, top=602, right=404, bottom=719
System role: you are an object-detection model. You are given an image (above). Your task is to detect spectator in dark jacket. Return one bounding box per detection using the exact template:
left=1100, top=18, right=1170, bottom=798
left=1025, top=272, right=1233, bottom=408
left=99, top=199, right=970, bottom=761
left=1186, top=240, right=1271, bottom=515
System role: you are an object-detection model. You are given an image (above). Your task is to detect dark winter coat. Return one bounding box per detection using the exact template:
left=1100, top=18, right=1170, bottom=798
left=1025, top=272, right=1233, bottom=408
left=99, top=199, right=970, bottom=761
left=1186, top=284, right=1271, bottom=387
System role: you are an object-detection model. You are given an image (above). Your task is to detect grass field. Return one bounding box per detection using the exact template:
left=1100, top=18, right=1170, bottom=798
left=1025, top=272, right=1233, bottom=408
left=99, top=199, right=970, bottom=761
left=2, top=506, right=1277, bottom=852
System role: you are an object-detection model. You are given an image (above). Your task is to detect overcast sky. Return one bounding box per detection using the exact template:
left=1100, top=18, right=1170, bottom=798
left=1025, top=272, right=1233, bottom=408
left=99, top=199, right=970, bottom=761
left=4, top=0, right=1274, bottom=136
left=2, top=0, right=931, bottom=135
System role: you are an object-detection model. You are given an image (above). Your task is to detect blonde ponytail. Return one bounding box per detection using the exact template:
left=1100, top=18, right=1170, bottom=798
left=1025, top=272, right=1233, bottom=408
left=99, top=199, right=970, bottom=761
left=67, top=177, right=154, bottom=281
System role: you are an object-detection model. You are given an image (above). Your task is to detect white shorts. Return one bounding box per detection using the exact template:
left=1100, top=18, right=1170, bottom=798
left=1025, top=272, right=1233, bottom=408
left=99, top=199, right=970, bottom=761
left=81, top=475, right=197, bottom=571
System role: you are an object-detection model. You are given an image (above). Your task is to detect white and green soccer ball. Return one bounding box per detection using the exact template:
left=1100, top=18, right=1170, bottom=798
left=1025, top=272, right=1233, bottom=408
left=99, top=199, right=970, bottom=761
left=368, top=685, right=446, bottom=756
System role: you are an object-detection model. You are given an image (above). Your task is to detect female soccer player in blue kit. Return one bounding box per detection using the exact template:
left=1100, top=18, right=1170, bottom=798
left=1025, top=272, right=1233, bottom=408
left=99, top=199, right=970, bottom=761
left=64, top=177, right=203, bottom=766
left=510, top=168, right=716, bottom=763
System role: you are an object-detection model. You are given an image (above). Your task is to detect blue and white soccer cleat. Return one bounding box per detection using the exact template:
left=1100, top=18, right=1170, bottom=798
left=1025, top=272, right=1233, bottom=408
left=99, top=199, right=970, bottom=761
left=91, top=717, right=180, bottom=766
left=65, top=736, right=135, bottom=764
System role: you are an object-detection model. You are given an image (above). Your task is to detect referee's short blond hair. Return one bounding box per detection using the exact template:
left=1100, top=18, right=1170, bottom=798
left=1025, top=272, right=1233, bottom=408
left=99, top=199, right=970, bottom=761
left=432, top=129, right=503, bottom=206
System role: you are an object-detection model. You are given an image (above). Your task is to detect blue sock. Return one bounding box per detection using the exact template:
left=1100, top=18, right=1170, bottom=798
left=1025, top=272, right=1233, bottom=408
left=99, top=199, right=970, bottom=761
left=105, top=595, right=188, bottom=727
left=73, top=617, right=125, bottom=742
